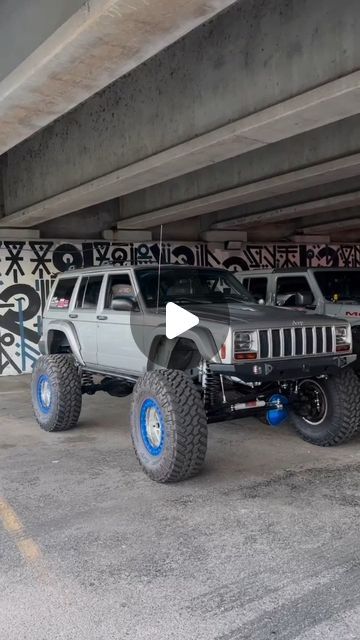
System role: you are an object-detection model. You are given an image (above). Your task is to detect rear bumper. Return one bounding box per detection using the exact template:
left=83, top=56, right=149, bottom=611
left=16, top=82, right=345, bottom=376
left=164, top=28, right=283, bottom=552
left=209, top=354, right=357, bottom=382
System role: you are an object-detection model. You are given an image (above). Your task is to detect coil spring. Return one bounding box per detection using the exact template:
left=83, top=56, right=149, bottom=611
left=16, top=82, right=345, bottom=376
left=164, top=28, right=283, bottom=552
left=202, top=362, right=220, bottom=409
left=82, top=371, right=94, bottom=387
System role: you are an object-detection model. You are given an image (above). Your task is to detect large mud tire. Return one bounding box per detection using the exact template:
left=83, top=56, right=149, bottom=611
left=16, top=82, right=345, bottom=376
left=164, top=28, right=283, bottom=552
left=290, top=368, right=360, bottom=446
left=130, top=370, right=208, bottom=483
left=32, top=355, right=82, bottom=432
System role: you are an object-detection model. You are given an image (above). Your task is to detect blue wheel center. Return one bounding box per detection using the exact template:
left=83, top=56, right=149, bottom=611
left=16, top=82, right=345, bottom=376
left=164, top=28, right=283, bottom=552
left=140, top=398, right=165, bottom=456
left=37, top=374, right=52, bottom=414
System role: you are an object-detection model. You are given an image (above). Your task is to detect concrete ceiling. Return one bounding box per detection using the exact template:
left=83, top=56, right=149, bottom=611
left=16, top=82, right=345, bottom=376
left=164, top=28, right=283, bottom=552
left=2, top=0, right=360, bottom=245
left=3, top=70, right=360, bottom=229
left=0, top=0, right=237, bottom=155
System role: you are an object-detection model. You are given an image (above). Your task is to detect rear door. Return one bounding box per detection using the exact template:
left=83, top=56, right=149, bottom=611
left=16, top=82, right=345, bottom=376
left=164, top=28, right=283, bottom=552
left=274, top=275, right=316, bottom=309
left=96, top=271, right=147, bottom=375
left=72, top=274, right=104, bottom=365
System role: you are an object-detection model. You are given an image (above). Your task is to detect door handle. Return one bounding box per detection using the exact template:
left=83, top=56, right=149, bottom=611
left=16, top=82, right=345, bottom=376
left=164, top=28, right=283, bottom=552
left=97, top=315, right=108, bottom=321
left=69, top=313, right=78, bottom=319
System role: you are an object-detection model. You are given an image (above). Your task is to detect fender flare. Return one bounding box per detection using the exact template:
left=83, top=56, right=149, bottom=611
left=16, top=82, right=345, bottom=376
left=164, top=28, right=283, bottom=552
left=46, top=320, right=85, bottom=366
left=146, top=324, right=221, bottom=370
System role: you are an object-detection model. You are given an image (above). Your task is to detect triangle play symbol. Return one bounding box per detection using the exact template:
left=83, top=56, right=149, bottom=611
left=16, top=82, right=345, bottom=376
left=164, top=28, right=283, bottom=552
left=166, top=302, right=199, bottom=340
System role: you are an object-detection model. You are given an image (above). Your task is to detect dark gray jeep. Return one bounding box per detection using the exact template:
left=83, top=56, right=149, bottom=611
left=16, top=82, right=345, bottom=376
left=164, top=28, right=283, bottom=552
left=32, top=265, right=360, bottom=483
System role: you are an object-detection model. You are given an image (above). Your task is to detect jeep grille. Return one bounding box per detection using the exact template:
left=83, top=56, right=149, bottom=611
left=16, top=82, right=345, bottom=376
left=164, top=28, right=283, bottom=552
left=258, top=326, right=335, bottom=359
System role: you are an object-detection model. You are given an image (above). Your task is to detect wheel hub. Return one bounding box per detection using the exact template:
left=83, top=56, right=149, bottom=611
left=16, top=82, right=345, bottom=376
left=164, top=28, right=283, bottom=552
left=140, top=398, right=165, bottom=456
left=297, top=380, right=328, bottom=426
left=146, top=406, right=162, bottom=448
left=37, top=375, right=52, bottom=413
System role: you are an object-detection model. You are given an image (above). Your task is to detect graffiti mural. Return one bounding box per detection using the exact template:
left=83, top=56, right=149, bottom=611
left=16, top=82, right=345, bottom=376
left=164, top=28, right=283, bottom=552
left=1, top=239, right=360, bottom=376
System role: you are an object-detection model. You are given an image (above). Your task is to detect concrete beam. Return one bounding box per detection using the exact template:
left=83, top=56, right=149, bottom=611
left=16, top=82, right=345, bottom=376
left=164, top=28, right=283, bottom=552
left=0, top=0, right=237, bottom=154
left=212, top=189, right=360, bottom=229
left=4, top=71, right=360, bottom=229
left=38, top=198, right=120, bottom=239
left=302, top=213, right=360, bottom=233
left=115, top=154, right=360, bottom=229
left=294, top=208, right=360, bottom=230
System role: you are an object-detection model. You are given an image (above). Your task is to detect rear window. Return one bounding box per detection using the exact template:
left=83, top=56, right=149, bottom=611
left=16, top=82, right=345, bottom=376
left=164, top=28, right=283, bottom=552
left=50, top=278, right=77, bottom=310
left=243, top=277, right=268, bottom=301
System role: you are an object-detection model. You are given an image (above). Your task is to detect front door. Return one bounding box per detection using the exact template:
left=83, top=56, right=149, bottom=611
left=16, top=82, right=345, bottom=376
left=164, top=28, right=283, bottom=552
left=96, top=271, right=147, bottom=375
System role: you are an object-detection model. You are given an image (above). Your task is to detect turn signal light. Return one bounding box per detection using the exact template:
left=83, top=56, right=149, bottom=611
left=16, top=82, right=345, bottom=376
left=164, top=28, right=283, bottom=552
left=336, top=344, right=351, bottom=352
left=220, top=344, right=227, bottom=360
left=234, top=352, right=258, bottom=361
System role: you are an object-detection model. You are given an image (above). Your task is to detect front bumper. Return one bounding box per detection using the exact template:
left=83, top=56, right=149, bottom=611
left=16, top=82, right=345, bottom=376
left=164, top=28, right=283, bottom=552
left=209, top=354, right=357, bottom=382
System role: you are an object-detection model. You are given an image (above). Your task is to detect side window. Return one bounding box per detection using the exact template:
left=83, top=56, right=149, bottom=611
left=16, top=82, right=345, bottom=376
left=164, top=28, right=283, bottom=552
left=50, top=278, right=77, bottom=309
left=104, top=274, right=135, bottom=310
left=276, top=276, right=314, bottom=308
left=247, top=278, right=268, bottom=301
left=76, top=275, right=103, bottom=310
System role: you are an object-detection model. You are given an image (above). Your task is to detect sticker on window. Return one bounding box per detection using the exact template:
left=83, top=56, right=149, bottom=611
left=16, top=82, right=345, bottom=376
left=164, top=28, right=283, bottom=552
left=50, top=297, right=70, bottom=309
left=58, top=298, right=70, bottom=309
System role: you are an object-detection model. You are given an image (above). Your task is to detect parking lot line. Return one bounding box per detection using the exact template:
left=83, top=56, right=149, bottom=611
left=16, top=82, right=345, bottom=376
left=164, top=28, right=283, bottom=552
left=0, top=496, right=42, bottom=564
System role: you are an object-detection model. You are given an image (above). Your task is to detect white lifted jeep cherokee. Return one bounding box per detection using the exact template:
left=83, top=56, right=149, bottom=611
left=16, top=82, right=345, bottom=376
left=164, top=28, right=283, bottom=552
left=32, top=264, right=360, bottom=483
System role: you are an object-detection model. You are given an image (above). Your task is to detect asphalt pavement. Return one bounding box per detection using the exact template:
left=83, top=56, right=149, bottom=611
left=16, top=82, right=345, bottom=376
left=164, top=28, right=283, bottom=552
left=1, top=375, right=360, bottom=639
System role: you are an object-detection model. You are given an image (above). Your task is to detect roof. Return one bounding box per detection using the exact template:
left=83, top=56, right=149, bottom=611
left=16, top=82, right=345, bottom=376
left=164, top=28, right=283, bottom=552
left=60, top=263, right=228, bottom=276
left=60, top=264, right=360, bottom=277
left=273, top=267, right=360, bottom=273
left=240, top=267, right=360, bottom=275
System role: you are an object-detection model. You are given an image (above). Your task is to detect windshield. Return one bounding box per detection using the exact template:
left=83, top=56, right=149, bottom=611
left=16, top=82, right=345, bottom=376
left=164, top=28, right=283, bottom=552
left=136, top=268, right=255, bottom=308
left=314, top=271, right=360, bottom=302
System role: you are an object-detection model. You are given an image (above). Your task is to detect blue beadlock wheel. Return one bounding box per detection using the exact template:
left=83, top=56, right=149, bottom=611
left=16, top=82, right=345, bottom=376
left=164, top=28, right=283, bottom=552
left=32, top=355, right=82, bottom=432
left=131, top=370, right=208, bottom=483
left=37, top=374, right=52, bottom=414
left=140, top=398, right=165, bottom=456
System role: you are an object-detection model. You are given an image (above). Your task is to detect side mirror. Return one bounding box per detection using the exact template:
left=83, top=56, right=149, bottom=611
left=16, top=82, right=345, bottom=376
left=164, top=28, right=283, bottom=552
left=294, top=291, right=314, bottom=307
left=111, top=296, right=135, bottom=311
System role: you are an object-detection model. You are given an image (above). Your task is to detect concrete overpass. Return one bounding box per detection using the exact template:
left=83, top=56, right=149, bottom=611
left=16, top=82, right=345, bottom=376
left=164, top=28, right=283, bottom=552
left=1, top=0, right=360, bottom=243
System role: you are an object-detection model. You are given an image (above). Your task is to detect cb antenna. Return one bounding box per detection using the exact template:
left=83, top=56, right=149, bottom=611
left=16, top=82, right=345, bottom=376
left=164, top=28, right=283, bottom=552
left=156, top=224, right=164, bottom=314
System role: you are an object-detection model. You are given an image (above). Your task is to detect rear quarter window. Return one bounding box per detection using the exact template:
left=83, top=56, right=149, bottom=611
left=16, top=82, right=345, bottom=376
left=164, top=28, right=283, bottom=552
left=50, top=278, right=78, bottom=310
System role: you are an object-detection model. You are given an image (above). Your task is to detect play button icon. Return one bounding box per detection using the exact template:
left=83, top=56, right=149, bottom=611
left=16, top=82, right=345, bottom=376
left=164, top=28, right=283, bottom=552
left=166, top=302, right=199, bottom=339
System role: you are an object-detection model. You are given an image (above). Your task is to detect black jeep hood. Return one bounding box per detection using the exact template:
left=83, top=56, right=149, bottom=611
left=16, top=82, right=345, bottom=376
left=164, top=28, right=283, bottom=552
left=184, top=303, right=342, bottom=329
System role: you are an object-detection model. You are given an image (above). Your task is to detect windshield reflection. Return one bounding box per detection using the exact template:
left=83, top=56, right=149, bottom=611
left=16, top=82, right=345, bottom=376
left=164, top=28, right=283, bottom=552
left=136, top=267, right=254, bottom=308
